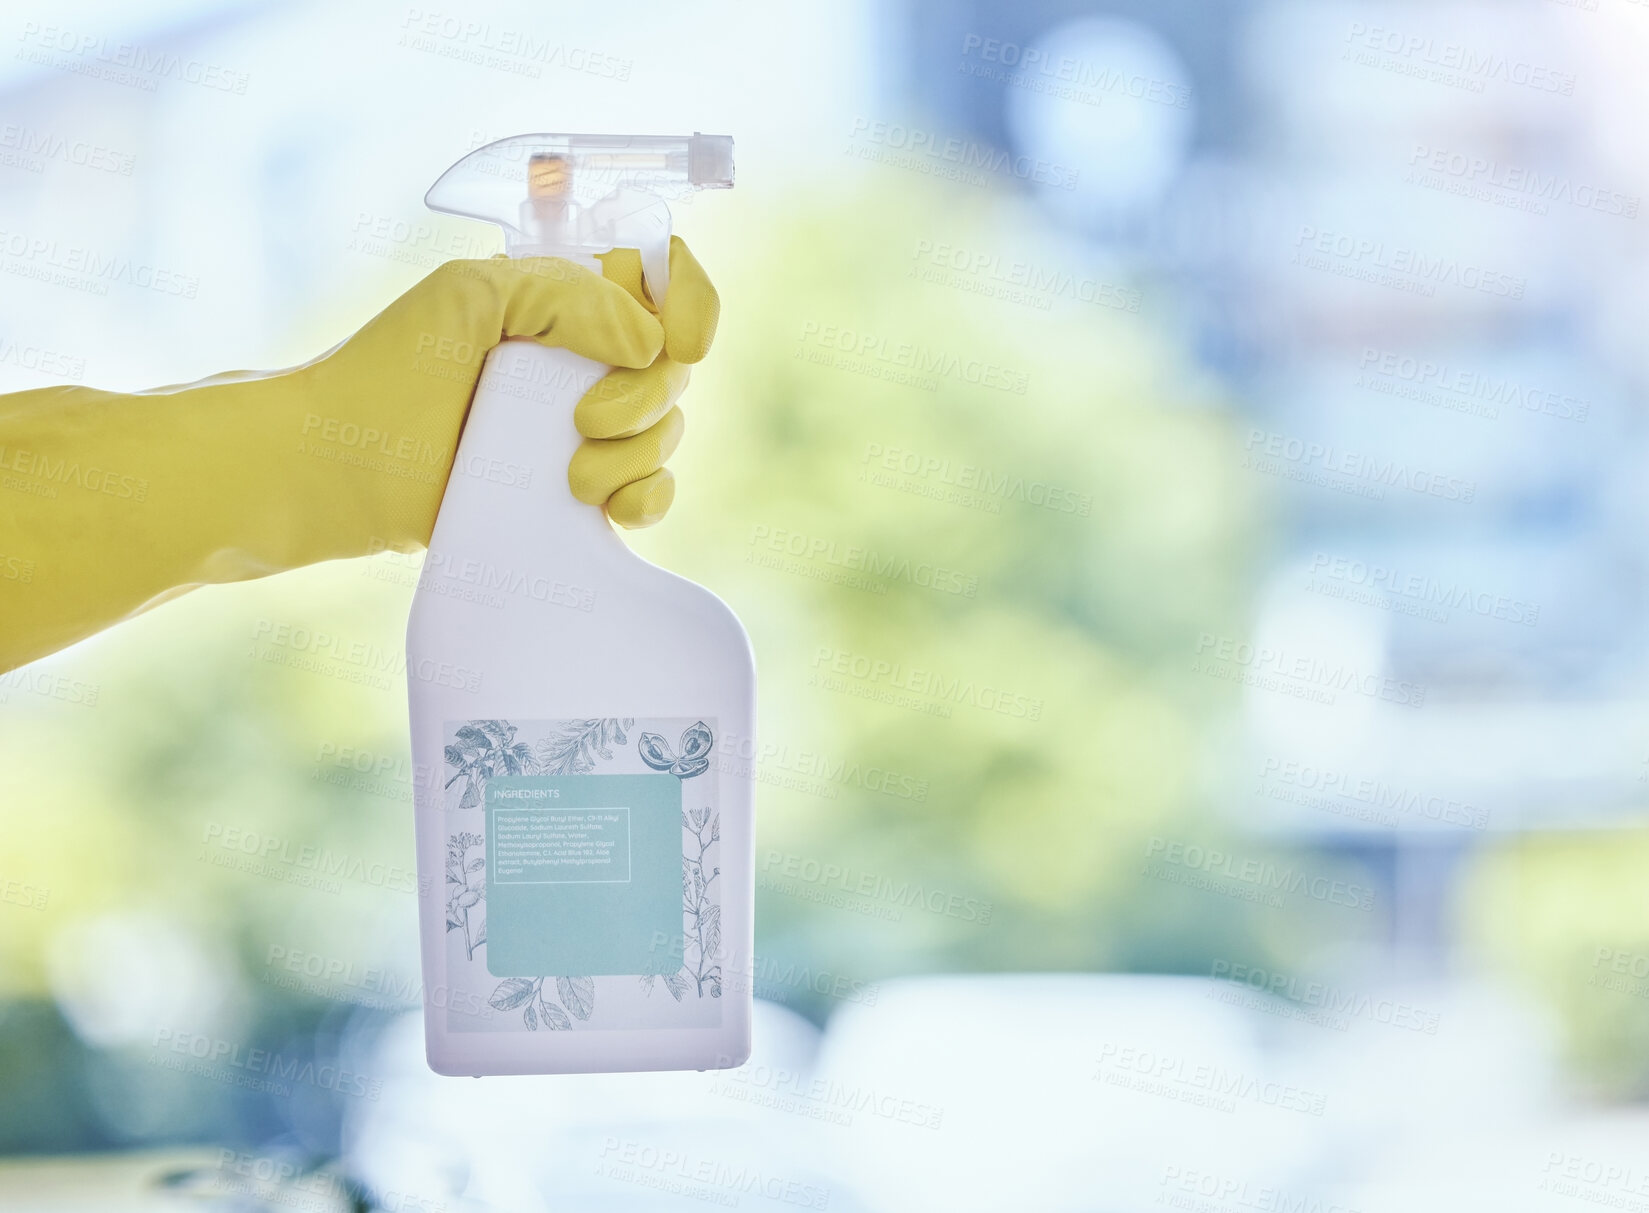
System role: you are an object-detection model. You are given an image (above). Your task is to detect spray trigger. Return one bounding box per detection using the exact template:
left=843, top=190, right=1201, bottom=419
left=425, top=132, right=733, bottom=307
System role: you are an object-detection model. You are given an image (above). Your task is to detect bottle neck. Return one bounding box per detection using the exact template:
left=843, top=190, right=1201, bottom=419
left=434, top=341, right=626, bottom=569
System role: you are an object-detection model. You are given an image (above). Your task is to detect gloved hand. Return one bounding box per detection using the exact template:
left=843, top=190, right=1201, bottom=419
left=309, top=234, right=718, bottom=529
left=0, top=238, right=719, bottom=674
left=577, top=236, right=719, bottom=526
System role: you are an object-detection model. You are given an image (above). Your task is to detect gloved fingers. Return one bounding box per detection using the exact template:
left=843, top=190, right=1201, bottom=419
left=449, top=256, right=663, bottom=370
left=567, top=406, right=685, bottom=506
left=605, top=468, right=676, bottom=529
left=659, top=238, right=719, bottom=365
left=573, top=357, right=691, bottom=440
left=596, top=236, right=720, bottom=364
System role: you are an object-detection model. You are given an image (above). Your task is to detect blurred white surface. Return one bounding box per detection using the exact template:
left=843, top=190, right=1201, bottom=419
left=336, top=974, right=1584, bottom=1212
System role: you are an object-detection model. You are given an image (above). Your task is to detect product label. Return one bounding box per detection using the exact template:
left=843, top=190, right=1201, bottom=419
left=442, top=717, right=724, bottom=1033
left=492, top=801, right=632, bottom=884
left=486, top=775, right=681, bottom=977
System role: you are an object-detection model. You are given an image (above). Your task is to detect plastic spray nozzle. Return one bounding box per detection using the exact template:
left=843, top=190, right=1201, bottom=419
left=426, top=133, right=733, bottom=305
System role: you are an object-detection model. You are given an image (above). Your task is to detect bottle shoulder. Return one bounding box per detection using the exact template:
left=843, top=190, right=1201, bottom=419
left=408, top=548, right=753, bottom=672
left=621, top=559, right=756, bottom=668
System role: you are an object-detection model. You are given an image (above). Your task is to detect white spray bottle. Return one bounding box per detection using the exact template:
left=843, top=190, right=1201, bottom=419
left=405, top=134, right=753, bottom=1076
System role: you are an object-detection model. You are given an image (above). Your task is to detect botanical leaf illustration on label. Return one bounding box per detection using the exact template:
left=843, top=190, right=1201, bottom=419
left=683, top=806, right=722, bottom=998
left=534, top=718, right=635, bottom=775
left=445, top=832, right=486, bottom=959
left=638, top=720, right=714, bottom=778
left=487, top=975, right=594, bottom=1030
left=444, top=720, right=535, bottom=809
left=641, top=805, right=722, bottom=1001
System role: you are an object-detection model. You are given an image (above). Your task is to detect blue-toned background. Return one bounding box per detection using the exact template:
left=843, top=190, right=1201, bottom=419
left=2, top=0, right=1646, bottom=1208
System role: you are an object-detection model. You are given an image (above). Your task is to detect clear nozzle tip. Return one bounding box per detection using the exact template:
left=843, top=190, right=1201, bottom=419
left=688, top=133, right=734, bottom=189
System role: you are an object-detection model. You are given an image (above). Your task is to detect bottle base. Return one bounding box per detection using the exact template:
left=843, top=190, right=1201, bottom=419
left=424, top=1026, right=751, bottom=1078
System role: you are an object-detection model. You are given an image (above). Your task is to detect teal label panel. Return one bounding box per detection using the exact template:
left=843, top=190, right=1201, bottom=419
left=485, top=774, right=682, bottom=977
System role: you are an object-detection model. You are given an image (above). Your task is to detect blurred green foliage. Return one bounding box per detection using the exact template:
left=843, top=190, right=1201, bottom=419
left=1463, top=830, right=1649, bottom=1099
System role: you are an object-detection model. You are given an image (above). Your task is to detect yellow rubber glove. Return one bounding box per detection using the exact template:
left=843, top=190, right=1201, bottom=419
left=578, top=236, right=720, bottom=526
left=0, top=237, right=719, bottom=675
